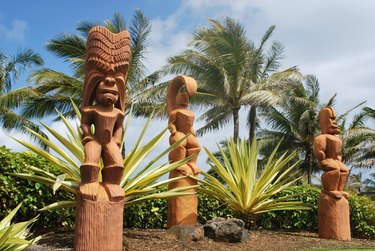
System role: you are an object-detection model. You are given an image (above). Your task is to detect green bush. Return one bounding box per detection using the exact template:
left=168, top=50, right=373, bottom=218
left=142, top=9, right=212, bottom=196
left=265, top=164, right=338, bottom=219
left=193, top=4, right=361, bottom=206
left=124, top=192, right=233, bottom=228
left=257, top=185, right=320, bottom=230
left=0, top=146, right=75, bottom=233
left=349, top=194, right=375, bottom=239
left=258, top=185, right=375, bottom=239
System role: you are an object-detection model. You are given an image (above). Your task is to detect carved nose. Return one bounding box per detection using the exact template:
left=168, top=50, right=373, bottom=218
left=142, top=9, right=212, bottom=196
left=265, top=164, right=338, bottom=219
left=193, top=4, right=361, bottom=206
left=104, top=77, right=116, bottom=86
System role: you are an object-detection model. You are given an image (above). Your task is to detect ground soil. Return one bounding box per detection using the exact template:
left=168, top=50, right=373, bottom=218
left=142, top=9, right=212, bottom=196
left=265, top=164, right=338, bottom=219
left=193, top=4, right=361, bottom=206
left=27, top=228, right=375, bottom=251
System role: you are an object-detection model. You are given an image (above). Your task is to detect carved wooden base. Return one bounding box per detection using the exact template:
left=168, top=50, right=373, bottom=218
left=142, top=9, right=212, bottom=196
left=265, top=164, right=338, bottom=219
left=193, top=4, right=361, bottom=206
left=167, top=170, right=198, bottom=228
left=318, top=193, right=351, bottom=241
left=74, top=184, right=124, bottom=251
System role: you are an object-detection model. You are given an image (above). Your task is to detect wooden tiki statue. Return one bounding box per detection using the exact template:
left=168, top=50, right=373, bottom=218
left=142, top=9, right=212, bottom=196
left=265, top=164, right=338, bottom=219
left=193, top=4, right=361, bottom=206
left=74, top=26, right=130, bottom=251
left=313, top=106, right=351, bottom=240
left=167, top=76, right=201, bottom=228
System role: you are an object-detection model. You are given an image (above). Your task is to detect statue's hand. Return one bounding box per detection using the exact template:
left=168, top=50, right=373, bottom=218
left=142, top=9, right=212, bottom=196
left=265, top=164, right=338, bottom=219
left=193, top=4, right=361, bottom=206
left=82, top=136, right=94, bottom=145
left=176, top=164, right=194, bottom=175
left=320, top=158, right=339, bottom=171
left=115, top=139, right=122, bottom=148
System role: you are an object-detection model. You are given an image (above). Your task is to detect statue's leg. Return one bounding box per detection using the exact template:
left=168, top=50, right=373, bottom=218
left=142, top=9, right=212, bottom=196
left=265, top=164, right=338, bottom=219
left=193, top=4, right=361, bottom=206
left=338, top=161, right=350, bottom=198
left=185, top=134, right=201, bottom=175
left=321, top=160, right=341, bottom=199
left=101, top=141, right=125, bottom=202
left=79, top=141, right=101, bottom=200
left=169, top=132, right=191, bottom=174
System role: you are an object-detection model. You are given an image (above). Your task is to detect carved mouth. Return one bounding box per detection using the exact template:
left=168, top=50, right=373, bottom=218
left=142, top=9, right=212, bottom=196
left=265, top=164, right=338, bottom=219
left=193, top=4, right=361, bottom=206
left=100, top=89, right=119, bottom=95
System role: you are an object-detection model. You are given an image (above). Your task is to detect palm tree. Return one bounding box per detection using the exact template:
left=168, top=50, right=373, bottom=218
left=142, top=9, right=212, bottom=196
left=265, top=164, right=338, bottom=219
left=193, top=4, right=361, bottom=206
left=258, top=75, right=328, bottom=184
left=18, top=10, right=160, bottom=121
left=0, top=49, right=46, bottom=141
left=341, top=106, right=375, bottom=169
left=163, top=17, right=299, bottom=143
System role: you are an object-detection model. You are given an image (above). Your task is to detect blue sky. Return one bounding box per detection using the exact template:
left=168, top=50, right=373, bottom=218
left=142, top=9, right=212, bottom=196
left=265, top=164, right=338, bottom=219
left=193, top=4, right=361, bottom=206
left=1, top=0, right=375, bottom=176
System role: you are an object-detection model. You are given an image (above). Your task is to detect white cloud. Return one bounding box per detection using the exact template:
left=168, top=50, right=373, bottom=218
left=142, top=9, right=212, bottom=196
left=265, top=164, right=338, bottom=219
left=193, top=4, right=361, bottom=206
left=0, top=128, right=29, bottom=152
left=0, top=19, right=28, bottom=41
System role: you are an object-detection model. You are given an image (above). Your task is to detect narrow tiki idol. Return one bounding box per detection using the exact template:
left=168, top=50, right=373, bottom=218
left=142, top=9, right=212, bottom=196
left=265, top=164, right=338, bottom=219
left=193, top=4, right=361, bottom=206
left=74, top=26, right=130, bottom=251
left=313, top=106, right=351, bottom=241
left=167, top=76, right=201, bottom=228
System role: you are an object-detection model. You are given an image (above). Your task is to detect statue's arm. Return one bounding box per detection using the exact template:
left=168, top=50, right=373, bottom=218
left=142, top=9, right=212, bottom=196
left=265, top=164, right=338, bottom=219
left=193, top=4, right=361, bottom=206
left=113, top=112, right=125, bottom=147
left=314, top=136, right=332, bottom=171
left=81, top=108, right=94, bottom=145
left=168, top=112, right=177, bottom=135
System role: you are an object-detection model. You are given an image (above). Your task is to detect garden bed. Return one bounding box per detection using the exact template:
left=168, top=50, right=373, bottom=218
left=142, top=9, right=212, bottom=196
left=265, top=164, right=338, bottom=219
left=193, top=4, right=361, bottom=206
left=27, top=228, right=375, bottom=251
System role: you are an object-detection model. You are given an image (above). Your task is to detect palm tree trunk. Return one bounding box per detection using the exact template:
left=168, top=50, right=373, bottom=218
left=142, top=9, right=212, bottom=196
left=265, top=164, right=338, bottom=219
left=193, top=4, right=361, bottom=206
left=305, top=149, right=312, bottom=185
left=249, top=106, right=257, bottom=143
left=233, top=108, right=240, bottom=144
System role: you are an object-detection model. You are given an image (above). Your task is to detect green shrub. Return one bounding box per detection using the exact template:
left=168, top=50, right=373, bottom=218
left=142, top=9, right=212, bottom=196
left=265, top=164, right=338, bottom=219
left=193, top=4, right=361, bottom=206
left=349, top=194, right=375, bottom=239
left=124, top=192, right=232, bottom=228
left=198, top=192, right=233, bottom=223
left=257, top=185, right=320, bottom=229
left=0, top=146, right=75, bottom=233
left=258, top=185, right=375, bottom=239
left=124, top=196, right=167, bottom=228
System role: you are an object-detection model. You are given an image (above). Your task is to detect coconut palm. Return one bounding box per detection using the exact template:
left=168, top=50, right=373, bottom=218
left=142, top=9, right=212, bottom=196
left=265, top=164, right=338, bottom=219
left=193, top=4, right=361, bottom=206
left=0, top=49, right=46, bottom=141
left=258, top=75, right=328, bottom=184
left=341, top=106, right=375, bottom=169
left=164, top=18, right=300, bottom=143
left=19, top=10, right=160, bottom=121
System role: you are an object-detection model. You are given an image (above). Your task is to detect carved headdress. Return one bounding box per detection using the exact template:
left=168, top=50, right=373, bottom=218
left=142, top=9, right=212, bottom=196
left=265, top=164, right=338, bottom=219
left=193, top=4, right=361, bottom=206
left=82, top=26, right=131, bottom=111
left=166, top=76, right=197, bottom=115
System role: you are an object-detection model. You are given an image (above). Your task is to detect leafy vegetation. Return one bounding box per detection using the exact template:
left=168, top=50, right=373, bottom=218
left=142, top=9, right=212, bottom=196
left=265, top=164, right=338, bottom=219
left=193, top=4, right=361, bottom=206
left=349, top=194, right=375, bottom=239
left=0, top=49, right=46, bottom=144
left=0, top=203, right=41, bottom=250
left=0, top=146, right=75, bottom=232
left=192, top=138, right=310, bottom=227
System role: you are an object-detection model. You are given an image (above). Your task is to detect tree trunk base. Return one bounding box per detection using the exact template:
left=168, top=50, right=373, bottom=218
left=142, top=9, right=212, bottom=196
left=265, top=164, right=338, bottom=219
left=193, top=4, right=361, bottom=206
left=318, top=193, right=351, bottom=241
left=74, top=183, right=124, bottom=251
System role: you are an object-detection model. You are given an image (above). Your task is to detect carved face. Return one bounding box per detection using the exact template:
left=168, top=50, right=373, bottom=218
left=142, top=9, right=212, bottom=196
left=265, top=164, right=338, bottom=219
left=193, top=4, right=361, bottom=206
left=95, top=77, right=119, bottom=106
left=319, top=107, right=340, bottom=134
left=176, top=88, right=189, bottom=107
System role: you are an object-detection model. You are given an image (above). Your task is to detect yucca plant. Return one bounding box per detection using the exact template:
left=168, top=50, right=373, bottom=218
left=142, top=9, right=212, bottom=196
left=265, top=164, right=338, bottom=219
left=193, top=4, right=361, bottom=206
left=193, top=138, right=311, bottom=228
left=10, top=102, right=195, bottom=211
left=0, top=203, right=41, bottom=251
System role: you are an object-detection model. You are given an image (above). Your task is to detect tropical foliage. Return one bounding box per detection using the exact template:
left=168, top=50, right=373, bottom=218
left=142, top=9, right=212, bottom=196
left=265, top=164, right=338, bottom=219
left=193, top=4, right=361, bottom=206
left=0, top=146, right=75, bottom=232
left=191, top=137, right=310, bottom=227
left=0, top=49, right=46, bottom=142
left=341, top=106, right=375, bottom=169
left=258, top=75, right=325, bottom=184
left=164, top=17, right=300, bottom=143
left=11, top=103, right=195, bottom=210
left=0, top=203, right=41, bottom=251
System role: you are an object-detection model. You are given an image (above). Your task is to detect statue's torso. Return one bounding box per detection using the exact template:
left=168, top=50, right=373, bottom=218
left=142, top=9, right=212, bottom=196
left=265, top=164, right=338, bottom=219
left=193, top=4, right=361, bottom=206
left=85, top=106, right=122, bottom=145
left=174, top=109, right=194, bottom=134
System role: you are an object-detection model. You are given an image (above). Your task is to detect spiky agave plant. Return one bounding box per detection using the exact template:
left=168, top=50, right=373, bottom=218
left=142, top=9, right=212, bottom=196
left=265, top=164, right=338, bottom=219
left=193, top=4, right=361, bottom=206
left=193, top=138, right=311, bottom=228
left=0, top=203, right=41, bottom=251
left=10, top=102, right=196, bottom=211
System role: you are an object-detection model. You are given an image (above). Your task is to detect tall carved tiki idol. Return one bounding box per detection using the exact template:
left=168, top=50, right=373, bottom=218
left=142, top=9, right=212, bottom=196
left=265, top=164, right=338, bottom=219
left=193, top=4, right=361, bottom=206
left=313, top=107, right=351, bottom=240
left=167, top=76, right=201, bottom=228
left=74, top=26, right=130, bottom=251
